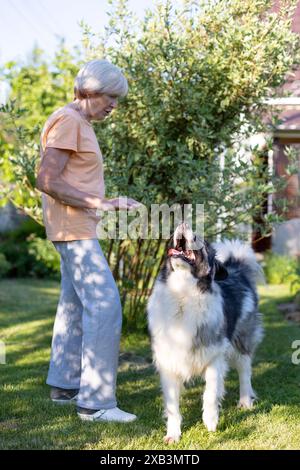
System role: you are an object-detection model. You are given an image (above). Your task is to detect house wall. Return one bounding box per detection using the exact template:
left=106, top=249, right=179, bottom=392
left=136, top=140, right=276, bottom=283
left=272, top=141, right=300, bottom=257
left=0, top=202, right=27, bottom=234
left=272, top=218, right=300, bottom=257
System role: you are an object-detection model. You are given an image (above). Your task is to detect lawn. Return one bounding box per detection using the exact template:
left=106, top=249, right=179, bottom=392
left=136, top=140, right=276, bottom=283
left=0, top=278, right=299, bottom=450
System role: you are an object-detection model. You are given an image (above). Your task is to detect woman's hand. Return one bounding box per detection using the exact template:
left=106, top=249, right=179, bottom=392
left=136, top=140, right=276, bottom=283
left=109, top=197, right=142, bottom=210
left=91, top=196, right=141, bottom=211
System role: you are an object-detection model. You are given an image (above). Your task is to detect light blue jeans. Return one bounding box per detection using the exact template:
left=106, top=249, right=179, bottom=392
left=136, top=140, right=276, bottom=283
left=46, top=239, right=122, bottom=410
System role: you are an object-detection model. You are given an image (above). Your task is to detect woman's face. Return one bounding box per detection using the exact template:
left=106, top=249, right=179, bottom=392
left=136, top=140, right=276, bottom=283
left=85, top=93, right=119, bottom=121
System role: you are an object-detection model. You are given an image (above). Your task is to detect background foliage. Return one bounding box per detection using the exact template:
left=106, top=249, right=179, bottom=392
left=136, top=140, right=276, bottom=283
left=1, top=0, right=300, bottom=328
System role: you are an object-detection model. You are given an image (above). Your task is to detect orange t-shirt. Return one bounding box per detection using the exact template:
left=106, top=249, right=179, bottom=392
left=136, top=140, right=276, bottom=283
left=39, top=106, right=105, bottom=241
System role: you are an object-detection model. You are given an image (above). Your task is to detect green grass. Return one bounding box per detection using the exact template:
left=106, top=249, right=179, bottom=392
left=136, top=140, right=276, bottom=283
left=0, top=278, right=300, bottom=450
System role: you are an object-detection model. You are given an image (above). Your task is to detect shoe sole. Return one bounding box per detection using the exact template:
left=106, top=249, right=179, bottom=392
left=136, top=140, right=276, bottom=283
left=77, top=412, right=137, bottom=423
left=51, top=396, right=78, bottom=405
left=77, top=413, right=100, bottom=422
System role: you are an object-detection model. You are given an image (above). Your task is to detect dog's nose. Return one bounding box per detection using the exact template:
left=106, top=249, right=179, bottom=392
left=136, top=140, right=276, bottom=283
left=180, top=222, right=190, bottom=232
left=174, top=222, right=190, bottom=240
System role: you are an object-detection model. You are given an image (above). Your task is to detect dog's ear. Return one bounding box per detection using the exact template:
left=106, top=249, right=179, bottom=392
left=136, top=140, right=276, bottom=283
left=214, top=259, right=228, bottom=281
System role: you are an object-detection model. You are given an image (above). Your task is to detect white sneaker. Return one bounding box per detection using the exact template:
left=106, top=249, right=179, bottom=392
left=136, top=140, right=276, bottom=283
left=77, top=406, right=137, bottom=423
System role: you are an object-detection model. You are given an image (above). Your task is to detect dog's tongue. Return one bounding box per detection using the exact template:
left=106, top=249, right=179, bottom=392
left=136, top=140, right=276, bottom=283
left=168, top=248, right=183, bottom=257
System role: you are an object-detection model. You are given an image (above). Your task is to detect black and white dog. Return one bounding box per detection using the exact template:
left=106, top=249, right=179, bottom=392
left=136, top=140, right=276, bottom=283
left=147, top=223, right=263, bottom=443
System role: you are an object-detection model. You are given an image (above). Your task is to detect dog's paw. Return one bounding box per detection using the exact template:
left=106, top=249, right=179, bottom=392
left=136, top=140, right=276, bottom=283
left=164, top=434, right=181, bottom=444
left=238, top=395, right=256, bottom=409
left=202, top=409, right=218, bottom=432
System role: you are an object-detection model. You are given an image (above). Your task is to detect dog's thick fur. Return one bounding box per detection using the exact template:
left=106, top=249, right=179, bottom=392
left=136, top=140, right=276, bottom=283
left=147, top=223, right=263, bottom=443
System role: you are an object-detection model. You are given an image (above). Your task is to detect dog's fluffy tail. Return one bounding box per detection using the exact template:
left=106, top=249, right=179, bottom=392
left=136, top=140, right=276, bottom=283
left=212, top=239, right=265, bottom=285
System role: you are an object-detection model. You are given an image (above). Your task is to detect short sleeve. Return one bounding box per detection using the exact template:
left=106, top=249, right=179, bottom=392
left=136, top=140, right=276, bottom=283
left=45, top=112, right=80, bottom=152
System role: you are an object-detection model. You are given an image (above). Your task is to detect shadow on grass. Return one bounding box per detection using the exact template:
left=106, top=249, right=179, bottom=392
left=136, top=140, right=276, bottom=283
left=1, top=280, right=300, bottom=449
left=0, top=278, right=60, bottom=329
left=0, top=363, right=162, bottom=449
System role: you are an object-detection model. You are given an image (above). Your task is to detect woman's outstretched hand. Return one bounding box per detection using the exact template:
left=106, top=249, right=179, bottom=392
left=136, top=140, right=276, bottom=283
left=109, top=196, right=142, bottom=210
left=91, top=196, right=142, bottom=211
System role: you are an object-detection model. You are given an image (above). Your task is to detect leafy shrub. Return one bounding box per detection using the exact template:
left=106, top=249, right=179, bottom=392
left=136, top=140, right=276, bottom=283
left=291, top=263, right=300, bottom=298
left=0, top=218, right=60, bottom=279
left=0, top=253, right=11, bottom=278
left=1, top=216, right=45, bottom=242
left=262, top=251, right=299, bottom=285
left=27, top=234, right=60, bottom=278
left=2, top=0, right=300, bottom=329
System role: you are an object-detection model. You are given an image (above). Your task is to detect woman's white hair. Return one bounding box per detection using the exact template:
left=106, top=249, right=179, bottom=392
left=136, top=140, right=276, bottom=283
left=74, top=59, right=128, bottom=99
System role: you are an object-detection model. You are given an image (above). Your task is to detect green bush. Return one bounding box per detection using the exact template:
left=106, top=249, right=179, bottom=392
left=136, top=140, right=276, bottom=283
left=1, top=216, right=45, bottom=242
left=291, top=263, right=300, bottom=297
left=2, top=0, right=299, bottom=329
left=0, top=253, right=11, bottom=278
left=27, top=234, right=60, bottom=278
left=262, top=251, right=299, bottom=285
left=0, top=218, right=60, bottom=279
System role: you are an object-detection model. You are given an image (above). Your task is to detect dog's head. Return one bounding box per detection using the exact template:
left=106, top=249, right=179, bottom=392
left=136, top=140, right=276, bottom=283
left=164, top=223, right=228, bottom=289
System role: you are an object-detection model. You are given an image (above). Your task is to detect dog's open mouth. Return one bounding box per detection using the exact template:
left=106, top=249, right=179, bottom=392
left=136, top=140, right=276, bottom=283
left=168, top=237, right=196, bottom=264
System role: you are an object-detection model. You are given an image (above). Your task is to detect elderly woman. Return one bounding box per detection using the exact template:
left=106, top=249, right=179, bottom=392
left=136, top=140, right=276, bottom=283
left=36, top=59, right=140, bottom=423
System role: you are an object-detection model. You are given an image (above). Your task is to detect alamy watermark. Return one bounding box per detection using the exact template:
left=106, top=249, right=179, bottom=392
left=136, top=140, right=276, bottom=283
left=95, top=202, right=205, bottom=245
left=291, top=340, right=300, bottom=365
left=0, top=340, right=6, bottom=365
